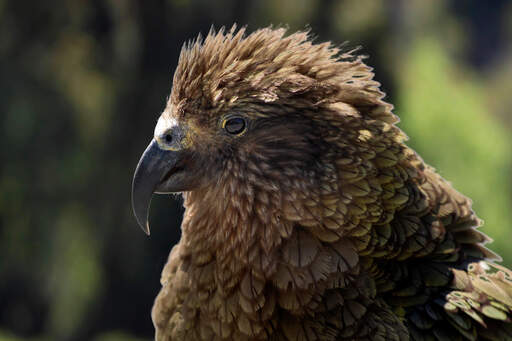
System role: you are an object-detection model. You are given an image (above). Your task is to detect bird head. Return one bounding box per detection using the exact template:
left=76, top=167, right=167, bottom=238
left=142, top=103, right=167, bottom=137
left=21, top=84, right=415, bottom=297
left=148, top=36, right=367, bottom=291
left=132, top=26, right=395, bottom=235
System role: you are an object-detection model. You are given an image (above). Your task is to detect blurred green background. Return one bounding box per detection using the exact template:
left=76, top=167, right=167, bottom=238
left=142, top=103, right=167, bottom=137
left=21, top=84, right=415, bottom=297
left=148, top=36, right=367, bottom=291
left=1, top=0, right=511, bottom=340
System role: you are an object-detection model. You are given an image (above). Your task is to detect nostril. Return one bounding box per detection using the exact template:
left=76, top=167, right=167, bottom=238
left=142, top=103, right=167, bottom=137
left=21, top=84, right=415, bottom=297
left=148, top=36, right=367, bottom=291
left=164, top=133, right=173, bottom=144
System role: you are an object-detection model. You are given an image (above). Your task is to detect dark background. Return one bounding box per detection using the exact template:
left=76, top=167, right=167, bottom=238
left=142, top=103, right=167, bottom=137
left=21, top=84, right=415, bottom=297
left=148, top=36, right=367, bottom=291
left=1, top=1, right=511, bottom=340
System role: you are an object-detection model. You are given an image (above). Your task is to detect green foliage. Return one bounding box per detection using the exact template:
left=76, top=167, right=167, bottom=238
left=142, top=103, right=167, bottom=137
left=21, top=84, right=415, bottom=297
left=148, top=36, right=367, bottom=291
left=46, top=206, right=104, bottom=338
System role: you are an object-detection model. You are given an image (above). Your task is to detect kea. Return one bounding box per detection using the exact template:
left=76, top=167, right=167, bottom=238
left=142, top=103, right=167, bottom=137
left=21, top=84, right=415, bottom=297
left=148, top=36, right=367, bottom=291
left=131, top=26, right=512, bottom=340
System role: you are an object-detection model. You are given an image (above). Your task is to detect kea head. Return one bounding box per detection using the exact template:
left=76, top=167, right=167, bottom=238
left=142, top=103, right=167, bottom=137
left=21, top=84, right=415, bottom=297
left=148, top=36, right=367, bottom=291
left=132, top=26, right=396, bottom=234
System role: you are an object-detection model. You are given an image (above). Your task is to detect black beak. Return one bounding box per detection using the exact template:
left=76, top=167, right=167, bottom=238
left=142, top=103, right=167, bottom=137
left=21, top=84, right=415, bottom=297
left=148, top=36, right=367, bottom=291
left=131, top=139, right=182, bottom=235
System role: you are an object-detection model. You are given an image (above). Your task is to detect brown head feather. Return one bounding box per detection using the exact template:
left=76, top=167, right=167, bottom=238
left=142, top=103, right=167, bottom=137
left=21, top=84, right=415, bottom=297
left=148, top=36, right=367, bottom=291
left=168, top=25, right=395, bottom=125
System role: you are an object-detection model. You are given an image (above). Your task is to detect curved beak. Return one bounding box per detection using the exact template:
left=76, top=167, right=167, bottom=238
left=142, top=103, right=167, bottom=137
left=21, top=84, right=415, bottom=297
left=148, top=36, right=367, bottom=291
left=131, top=139, right=183, bottom=235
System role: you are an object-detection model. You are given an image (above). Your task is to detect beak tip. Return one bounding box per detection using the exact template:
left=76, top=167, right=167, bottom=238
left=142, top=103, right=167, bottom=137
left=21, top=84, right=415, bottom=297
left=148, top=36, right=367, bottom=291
left=135, top=216, right=151, bottom=235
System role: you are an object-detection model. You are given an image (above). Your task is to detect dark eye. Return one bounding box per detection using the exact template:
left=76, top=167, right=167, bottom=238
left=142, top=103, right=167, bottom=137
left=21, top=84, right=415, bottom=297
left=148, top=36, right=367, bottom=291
left=223, top=117, right=246, bottom=135
left=164, top=132, right=173, bottom=144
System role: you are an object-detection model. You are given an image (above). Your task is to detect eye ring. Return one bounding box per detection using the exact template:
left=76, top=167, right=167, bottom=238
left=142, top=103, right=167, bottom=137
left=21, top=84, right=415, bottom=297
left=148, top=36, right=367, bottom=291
left=222, top=116, right=247, bottom=135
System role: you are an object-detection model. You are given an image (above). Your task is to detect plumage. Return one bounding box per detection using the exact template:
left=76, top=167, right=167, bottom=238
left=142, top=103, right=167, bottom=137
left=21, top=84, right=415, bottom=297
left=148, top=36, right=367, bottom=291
left=132, top=25, right=512, bottom=340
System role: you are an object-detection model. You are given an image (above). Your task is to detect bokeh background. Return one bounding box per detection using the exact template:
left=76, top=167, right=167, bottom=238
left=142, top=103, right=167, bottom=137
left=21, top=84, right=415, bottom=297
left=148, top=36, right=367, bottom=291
left=1, top=0, right=511, bottom=340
